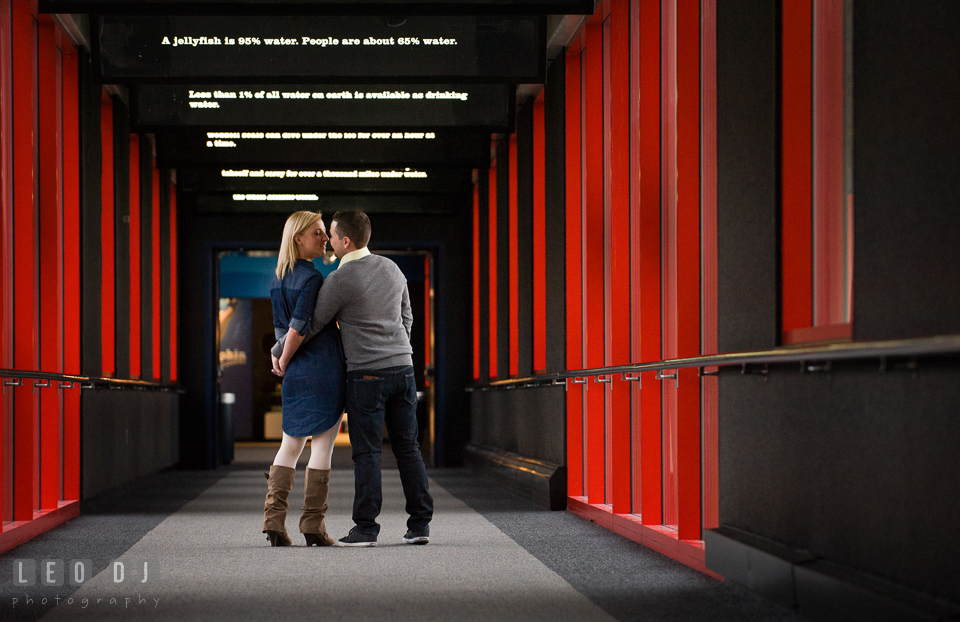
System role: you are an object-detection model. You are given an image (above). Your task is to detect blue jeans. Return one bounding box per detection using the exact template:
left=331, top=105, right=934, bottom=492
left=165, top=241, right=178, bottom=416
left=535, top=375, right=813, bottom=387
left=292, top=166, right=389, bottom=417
left=347, top=365, right=433, bottom=535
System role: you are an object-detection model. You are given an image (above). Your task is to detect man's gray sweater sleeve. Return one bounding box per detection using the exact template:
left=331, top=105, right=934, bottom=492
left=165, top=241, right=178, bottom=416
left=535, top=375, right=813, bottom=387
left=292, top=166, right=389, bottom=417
left=271, top=276, right=343, bottom=357
left=401, top=283, right=413, bottom=340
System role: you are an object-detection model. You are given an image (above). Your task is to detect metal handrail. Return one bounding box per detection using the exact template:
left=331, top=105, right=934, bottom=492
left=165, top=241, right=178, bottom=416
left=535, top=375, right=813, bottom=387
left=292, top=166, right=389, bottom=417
left=467, top=334, right=960, bottom=391
left=0, top=368, right=182, bottom=393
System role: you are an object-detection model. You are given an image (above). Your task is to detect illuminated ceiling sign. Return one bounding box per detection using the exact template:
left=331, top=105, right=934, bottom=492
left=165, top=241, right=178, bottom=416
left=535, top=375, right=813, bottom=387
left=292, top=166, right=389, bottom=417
left=136, top=84, right=512, bottom=130
left=178, top=166, right=470, bottom=192
left=154, top=130, right=491, bottom=167
left=41, top=0, right=595, bottom=16
left=96, top=15, right=544, bottom=83
left=205, top=130, right=436, bottom=146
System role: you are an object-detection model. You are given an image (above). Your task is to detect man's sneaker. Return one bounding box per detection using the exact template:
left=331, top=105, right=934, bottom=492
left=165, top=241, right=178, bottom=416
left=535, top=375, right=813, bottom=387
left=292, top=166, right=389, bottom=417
left=402, top=527, right=429, bottom=545
left=336, top=528, right=377, bottom=547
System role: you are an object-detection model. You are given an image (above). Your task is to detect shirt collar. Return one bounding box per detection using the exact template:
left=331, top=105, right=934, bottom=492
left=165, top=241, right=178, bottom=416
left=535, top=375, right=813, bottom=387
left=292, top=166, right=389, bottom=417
left=338, top=247, right=371, bottom=268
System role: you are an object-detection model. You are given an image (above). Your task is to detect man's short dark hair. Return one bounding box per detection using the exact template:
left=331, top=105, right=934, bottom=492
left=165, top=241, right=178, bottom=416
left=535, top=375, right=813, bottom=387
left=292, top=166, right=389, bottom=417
left=332, top=210, right=371, bottom=248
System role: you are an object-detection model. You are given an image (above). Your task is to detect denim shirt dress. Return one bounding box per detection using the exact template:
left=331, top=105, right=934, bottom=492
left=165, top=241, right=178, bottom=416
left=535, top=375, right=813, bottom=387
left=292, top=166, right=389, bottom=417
left=270, top=259, right=346, bottom=437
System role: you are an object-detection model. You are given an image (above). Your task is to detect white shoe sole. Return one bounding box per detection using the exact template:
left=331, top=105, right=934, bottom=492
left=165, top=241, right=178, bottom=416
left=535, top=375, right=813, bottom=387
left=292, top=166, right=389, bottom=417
left=402, top=536, right=429, bottom=544
left=336, top=541, right=377, bottom=547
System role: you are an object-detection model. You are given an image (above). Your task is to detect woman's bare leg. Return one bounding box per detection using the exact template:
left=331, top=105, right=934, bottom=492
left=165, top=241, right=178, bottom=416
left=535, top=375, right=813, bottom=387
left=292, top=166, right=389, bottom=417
left=307, top=415, right=344, bottom=470
left=273, top=433, right=308, bottom=468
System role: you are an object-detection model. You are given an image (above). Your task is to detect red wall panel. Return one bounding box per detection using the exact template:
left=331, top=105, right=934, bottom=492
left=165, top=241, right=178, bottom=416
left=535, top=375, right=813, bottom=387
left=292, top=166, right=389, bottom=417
left=532, top=94, right=546, bottom=373
left=638, top=0, right=662, bottom=524
left=61, top=47, right=80, bottom=502
left=38, top=18, right=62, bottom=510
left=129, top=135, right=141, bottom=379
left=781, top=0, right=813, bottom=334
left=100, top=93, right=115, bottom=376
left=565, top=43, right=584, bottom=497
left=0, top=0, right=12, bottom=525
left=169, top=182, right=178, bottom=381
left=676, top=0, right=702, bottom=541
left=152, top=165, right=161, bottom=380
left=12, top=0, right=39, bottom=520
left=508, top=135, right=519, bottom=377
left=584, top=15, right=606, bottom=505
left=472, top=182, right=480, bottom=380
left=487, top=162, right=498, bottom=379
left=609, top=0, right=632, bottom=514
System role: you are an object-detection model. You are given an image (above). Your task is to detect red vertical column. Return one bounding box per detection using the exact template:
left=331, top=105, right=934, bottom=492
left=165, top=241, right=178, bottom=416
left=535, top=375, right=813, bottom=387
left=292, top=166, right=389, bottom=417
left=638, top=0, right=663, bottom=524
left=38, top=18, right=62, bottom=510
left=169, top=181, right=178, bottom=381
left=700, top=0, right=720, bottom=530
left=813, top=0, right=846, bottom=326
left=565, top=43, right=584, bottom=498
left=584, top=13, right=606, bottom=505
left=629, top=0, right=642, bottom=515
left=129, top=135, right=141, bottom=379
left=532, top=94, right=546, bottom=374
left=508, top=134, right=518, bottom=377
left=781, top=0, right=813, bottom=335
left=100, top=93, right=115, bottom=377
left=472, top=182, right=481, bottom=380
left=609, top=0, right=632, bottom=514
left=676, top=0, right=702, bottom=541
left=0, top=0, right=11, bottom=525
left=487, top=161, right=498, bottom=379
left=152, top=165, right=161, bottom=380
left=12, top=0, right=39, bottom=520
left=61, top=46, right=80, bottom=502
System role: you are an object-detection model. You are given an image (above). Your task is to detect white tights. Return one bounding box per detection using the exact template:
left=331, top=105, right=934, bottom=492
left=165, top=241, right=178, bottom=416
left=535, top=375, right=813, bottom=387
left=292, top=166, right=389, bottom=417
left=272, top=414, right=344, bottom=470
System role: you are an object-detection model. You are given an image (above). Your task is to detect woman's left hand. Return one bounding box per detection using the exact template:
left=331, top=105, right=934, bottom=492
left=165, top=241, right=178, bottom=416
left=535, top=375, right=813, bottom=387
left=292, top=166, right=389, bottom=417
left=271, top=354, right=284, bottom=377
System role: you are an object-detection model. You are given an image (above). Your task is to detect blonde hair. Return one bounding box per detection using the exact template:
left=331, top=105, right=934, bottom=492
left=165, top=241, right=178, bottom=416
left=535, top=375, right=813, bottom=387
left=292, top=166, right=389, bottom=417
left=276, top=211, right=323, bottom=280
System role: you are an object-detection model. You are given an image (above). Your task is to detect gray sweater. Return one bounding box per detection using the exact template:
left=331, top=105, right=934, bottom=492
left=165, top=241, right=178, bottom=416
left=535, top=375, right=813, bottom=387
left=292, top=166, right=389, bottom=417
left=273, top=254, right=413, bottom=371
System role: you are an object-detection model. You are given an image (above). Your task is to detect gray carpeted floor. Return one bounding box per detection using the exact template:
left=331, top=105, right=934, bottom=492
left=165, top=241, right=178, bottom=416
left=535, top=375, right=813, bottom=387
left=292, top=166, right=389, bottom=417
left=0, top=446, right=803, bottom=622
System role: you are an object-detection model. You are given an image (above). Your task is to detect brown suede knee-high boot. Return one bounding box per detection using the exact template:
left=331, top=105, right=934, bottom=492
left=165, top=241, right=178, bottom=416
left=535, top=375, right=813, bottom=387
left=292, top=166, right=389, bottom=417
left=300, top=468, right=335, bottom=546
left=263, top=465, right=295, bottom=546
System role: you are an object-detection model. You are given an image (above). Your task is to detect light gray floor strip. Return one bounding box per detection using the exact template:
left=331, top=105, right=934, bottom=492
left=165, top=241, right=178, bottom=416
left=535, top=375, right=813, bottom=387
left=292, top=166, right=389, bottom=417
left=40, top=469, right=617, bottom=622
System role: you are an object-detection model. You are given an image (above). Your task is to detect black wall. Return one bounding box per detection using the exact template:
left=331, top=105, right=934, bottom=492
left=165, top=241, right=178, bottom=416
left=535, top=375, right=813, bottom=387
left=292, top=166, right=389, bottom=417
left=716, top=0, right=960, bottom=601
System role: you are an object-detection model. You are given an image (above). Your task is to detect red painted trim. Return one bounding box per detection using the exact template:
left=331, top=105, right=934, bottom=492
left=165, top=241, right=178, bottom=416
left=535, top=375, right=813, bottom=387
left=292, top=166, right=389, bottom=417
left=508, top=134, right=519, bottom=377
left=638, top=0, right=662, bottom=524
left=676, top=0, right=702, bottom=541
left=61, top=50, right=80, bottom=502
left=487, top=160, right=498, bottom=379
left=584, top=15, right=605, bottom=505
left=603, top=14, right=613, bottom=506
left=532, top=94, right=546, bottom=374
left=565, top=44, right=584, bottom=498
left=129, top=135, right=141, bottom=379
left=609, top=0, right=631, bottom=514
left=781, top=0, right=813, bottom=333
left=813, top=0, right=846, bottom=327
left=472, top=181, right=480, bottom=380
left=782, top=322, right=852, bottom=345
left=13, top=0, right=39, bottom=521
left=0, top=500, right=80, bottom=554
left=568, top=497, right=722, bottom=580
left=700, top=0, right=720, bottom=531
left=169, top=181, right=177, bottom=381
left=100, top=93, right=115, bottom=376
left=152, top=164, right=161, bottom=380
left=38, top=19, right=62, bottom=510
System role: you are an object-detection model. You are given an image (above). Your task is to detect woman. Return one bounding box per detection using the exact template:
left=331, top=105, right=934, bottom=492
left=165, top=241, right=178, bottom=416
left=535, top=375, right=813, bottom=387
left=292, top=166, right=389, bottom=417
left=262, top=211, right=346, bottom=547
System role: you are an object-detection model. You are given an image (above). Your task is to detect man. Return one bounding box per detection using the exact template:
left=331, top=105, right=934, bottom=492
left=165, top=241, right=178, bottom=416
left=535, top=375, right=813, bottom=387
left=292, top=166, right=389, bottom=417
left=273, top=210, right=433, bottom=547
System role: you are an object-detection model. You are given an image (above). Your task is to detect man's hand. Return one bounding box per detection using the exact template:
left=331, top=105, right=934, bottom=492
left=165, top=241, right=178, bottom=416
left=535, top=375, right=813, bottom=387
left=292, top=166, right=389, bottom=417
left=271, top=354, right=284, bottom=377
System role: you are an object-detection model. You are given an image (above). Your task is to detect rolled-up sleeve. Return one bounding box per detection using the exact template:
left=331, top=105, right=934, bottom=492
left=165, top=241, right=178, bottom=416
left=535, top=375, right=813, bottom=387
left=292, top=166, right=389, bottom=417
left=290, top=273, right=322, bottom=335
